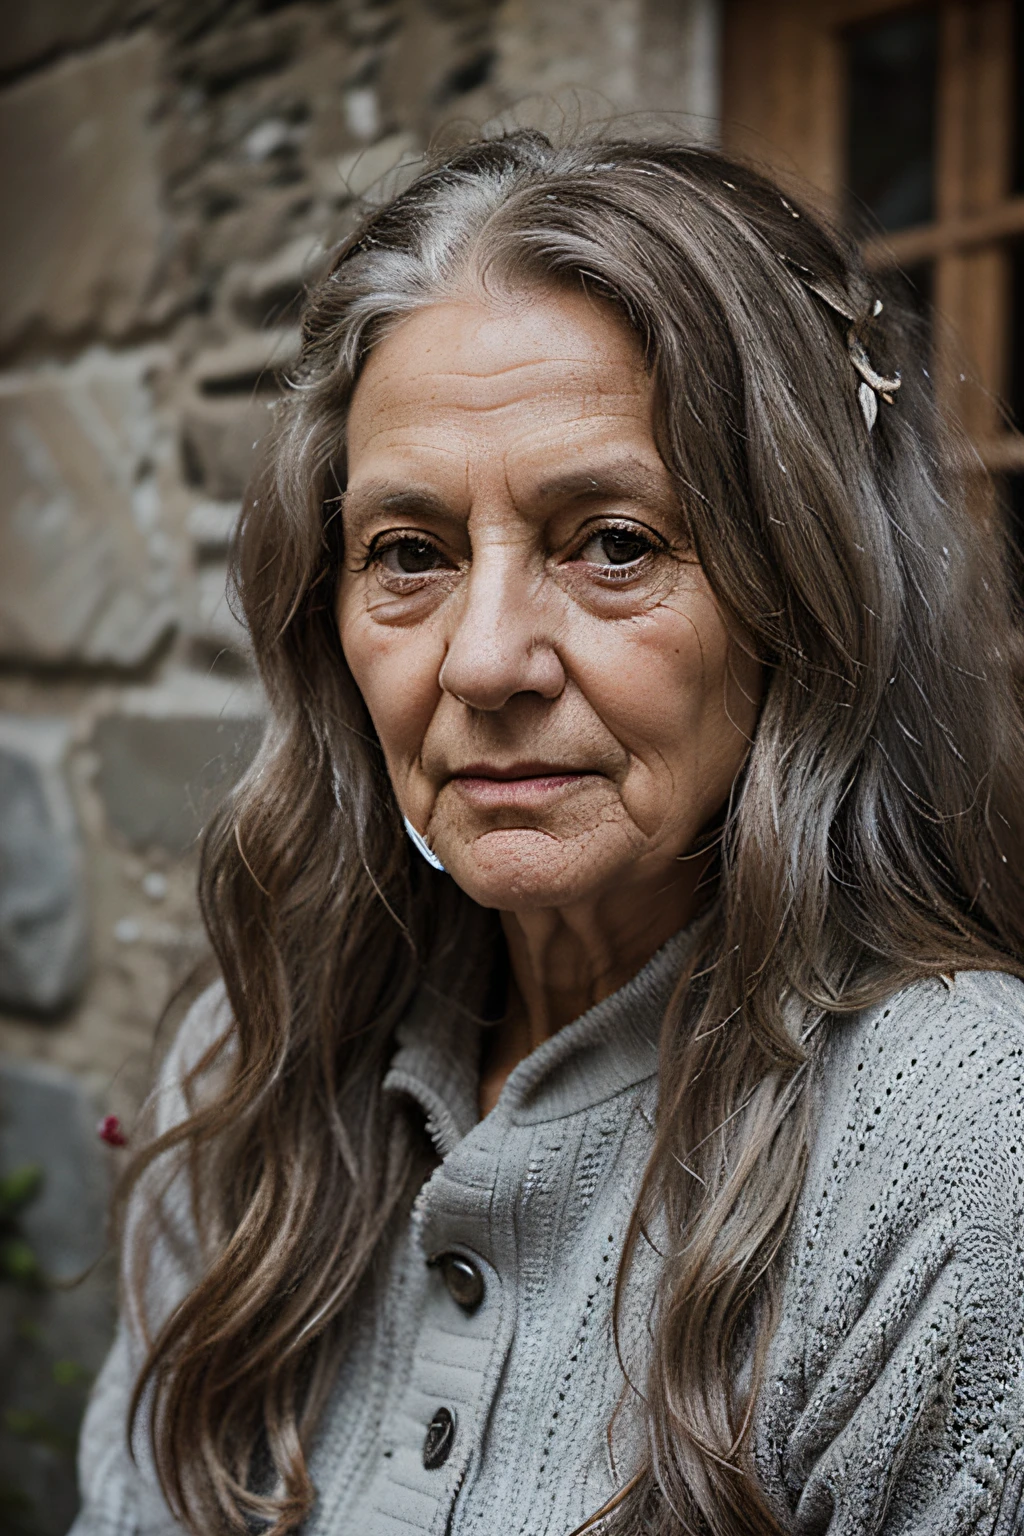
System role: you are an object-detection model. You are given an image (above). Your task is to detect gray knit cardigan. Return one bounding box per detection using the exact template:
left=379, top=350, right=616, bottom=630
left=71, top=934, right=1024, bottom=1535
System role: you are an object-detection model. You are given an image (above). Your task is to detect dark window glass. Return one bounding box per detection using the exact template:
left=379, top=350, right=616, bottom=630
left=1008, top=241, right=1024, bottom=430
left=845, top=7, right=939, bottom=233
left=1000, top=477, right=1024, bottom=581
left=997, top=240, right=1024, bottom=577
left=1014, top=0, right=1024, bottom=193
left=886, top=260, right=933, bottom=324
left=888, top=259, right=934, bottom=378
left=873, top=261, right=935, bottom=418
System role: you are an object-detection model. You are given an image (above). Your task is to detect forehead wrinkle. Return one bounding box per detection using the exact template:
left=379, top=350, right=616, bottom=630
left=406, top=394, right=638, bottom=420
left=401, top=354, right=621, bottom=381
left=362, top=352, right=645, bottom=407
left=361, top=381, right=645, bottom=424
left=353, top=396, right=651, bottom=473
left=348, top=419, right=477, bottom=459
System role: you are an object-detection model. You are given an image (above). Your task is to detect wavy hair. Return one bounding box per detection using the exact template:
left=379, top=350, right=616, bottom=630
left=118, top=132, right=1024, bottom=1535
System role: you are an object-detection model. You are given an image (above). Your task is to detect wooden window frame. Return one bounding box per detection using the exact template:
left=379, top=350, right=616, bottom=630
left=723, top=0, right=1022, bottom=474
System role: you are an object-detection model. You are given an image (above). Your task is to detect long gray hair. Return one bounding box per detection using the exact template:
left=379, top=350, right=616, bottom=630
left=120, top=132, right=1024, bottom=1535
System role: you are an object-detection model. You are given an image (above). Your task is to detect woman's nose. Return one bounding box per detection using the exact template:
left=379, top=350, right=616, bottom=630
left=438, top=553, right=565, bottom=712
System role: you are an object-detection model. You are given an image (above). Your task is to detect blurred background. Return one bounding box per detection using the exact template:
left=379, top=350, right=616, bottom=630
left=0, top=0, right=1019, bottom=1529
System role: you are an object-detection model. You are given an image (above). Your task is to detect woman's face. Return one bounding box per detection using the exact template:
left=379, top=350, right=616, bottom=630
left=337, top=285, right=761, bottom=915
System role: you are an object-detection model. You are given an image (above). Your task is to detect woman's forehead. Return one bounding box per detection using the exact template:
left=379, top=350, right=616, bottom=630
left=345, top=290, right=662, bottom=504
left=350, top=290, right=646, bottom=417
left=369, top=285, right=644, bottom=373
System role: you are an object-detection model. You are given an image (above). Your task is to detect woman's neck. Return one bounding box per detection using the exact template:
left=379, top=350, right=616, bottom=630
left=477, top=864, right=707, bottom=1116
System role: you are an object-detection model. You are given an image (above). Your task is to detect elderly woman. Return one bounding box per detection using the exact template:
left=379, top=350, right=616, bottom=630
left=73, top=134, right=1024, bottom=1536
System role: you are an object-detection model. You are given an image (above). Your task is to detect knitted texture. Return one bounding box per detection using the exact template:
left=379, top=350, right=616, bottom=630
left=71, top=941, right=1024, bottom=1535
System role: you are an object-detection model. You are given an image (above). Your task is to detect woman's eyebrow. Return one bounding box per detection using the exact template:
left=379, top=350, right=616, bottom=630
left=342, top=464, right=679, bottom=530
left=532, top=461, right=675, bottom=510
left=342, top=482, right=456, bottom=530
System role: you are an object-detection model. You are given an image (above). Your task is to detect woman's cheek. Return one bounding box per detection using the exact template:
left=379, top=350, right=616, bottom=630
left=343, top=616, right=438, bottom=773
left=601, top=595, right=725, bottom=740
left=587, top=599, right=739, bottom=831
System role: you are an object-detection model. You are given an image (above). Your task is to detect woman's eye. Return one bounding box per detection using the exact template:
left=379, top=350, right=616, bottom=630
left=376, top=538, right=448, bottom=575
left=577, top=527, right=656, bottom=568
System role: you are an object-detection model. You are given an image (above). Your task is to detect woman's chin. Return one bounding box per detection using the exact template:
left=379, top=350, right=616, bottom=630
left=439, top=826, right=620, bottom=912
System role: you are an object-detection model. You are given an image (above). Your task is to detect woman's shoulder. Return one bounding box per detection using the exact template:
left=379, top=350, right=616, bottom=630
left=767, top=971, right=1024, bottom=1527
left=859, top=964, right=1024, bottom=1034
left=777, top=968, right=1024, bottom=1397
left=824, top=967, right=1024, bottom=1088
left=147, top=977, right=235, bottom=1140
left=171, top=975, right=233, bottom=1059
left=812, top=968, right=1024, bottom=1210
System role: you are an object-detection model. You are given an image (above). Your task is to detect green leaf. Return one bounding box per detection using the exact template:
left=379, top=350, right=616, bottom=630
left=0, top=1480, right=40, bottom=1536
left=52, top=1358, right=91, bottom=1387
left=3, top=1409, right=35, bottom=1435
left=0, top=1165, right=43, bottom=1217
left=3, top=1408, right=73, bottom=1455
left=0, top=1480, right=33, bottom=1514
left=0, top=1239, right=42, bottom=1284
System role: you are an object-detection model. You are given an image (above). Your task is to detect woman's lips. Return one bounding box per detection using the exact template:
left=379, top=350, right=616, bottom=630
left=448, top=769, right=594, bottom=809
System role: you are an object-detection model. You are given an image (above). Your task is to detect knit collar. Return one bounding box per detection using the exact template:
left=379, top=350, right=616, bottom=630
left=382, top=927, right=694, bottom=1156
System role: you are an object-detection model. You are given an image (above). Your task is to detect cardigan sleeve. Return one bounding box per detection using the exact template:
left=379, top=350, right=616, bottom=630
left=69, top=982, right=233, bottom=1536
left=757, top=971, right=1024, bottom=1536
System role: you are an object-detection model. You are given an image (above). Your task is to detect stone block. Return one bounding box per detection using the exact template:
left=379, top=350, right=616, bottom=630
left=187, top=498, right=240, bottom=557
left=93, top=674, right=265, bottom=853
left=181, top=394, right=274, bottom=501
left=225, top=235, right=329, bottom=327
left=190, top=563, right=251, bottom=658
left=0, top=1060, right=108, bottom=1282
left=489, top=0, right=721, bottom=131
left=0, top=349, right=177, bottom=668
left=177, top=11, right=302, bottom=92
left=493, top=0, right=638, bottom=104
left=0, top=35, right=166, bottom=349
left=199, top=184, right=316, bottom=274
left=191, top=326, right=302, bottom=393
left=639, top=0, right=721, bottom=128
left=182, top=327, right=299, bottom=501
left=0, top=718, right=88, bottom=1016
left=0, top=0, right=150, bottom=76
left=0, top=1057, right=114, bottom=1535
left=311, top=131, right=420, bottom=206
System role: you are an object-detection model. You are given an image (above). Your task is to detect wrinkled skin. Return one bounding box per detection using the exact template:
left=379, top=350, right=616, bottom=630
left=337, top=285, right=761, bottom=1109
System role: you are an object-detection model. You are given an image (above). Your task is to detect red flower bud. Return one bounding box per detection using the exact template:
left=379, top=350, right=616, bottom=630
left=97, top=1115, right=127, bottom=1148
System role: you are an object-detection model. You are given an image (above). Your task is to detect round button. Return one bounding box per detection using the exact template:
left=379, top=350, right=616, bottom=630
left=422, top=1406, right=456, bottom=1469
left=439, top=1253, right=484, bottom=1313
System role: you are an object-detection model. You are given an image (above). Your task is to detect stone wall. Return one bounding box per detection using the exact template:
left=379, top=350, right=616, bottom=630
left=0, top=2, right=719, bottom=1528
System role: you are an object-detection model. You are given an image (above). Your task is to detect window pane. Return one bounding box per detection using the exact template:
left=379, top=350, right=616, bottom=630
left=845, top=7, right=939, bottom=233
left=1014, top=0, right=1024, bottom=193
left=1000, top=477, right=1024, bottom=582
left=884, top=260, right=934, bottom=379
left=1008, top=241, right=1024, bottom=429
left=887, top=260, right=933, bottom=324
